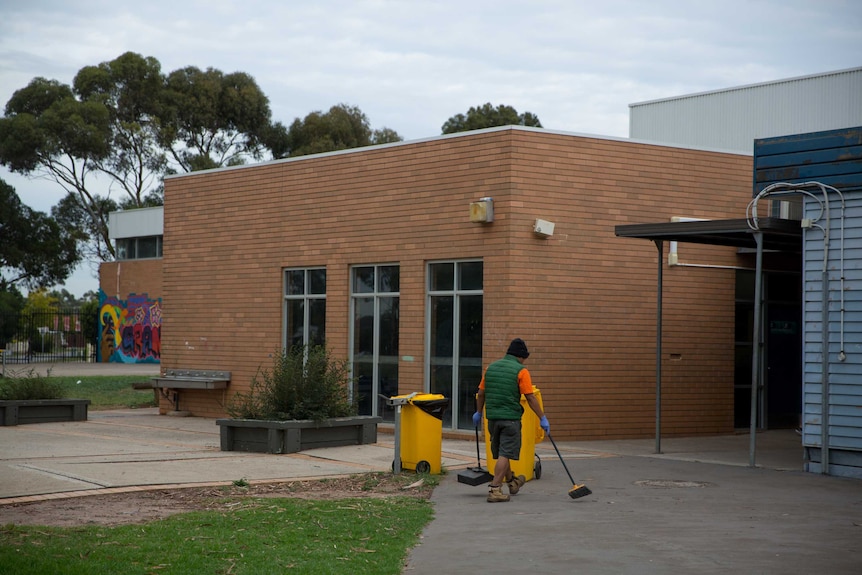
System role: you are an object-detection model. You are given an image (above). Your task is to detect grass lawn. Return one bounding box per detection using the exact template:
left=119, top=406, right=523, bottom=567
left=0, top=496, right=434, bottom=574
left=0, top=374, right=157, bottom=410
left=56, top=375, right=158, bottom=409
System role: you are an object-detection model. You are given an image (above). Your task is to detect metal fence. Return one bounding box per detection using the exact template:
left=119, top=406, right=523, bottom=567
left=0, top=309, right=96, bottom=367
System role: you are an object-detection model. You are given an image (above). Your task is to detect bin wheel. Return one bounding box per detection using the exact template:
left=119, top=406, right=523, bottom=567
left=416, top=460, right=431, bottom=474
left=534, top=459, right=542, bottom=480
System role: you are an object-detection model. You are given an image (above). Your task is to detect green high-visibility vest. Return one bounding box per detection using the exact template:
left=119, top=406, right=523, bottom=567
left=484, top=355, right=525, bottom=420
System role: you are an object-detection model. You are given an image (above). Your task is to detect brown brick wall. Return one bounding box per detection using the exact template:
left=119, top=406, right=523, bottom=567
left=99, top=259, right=163, bottom=301
left=160, top=128, right=752, bottom=435
left=499, top=131, right=747, bottom=438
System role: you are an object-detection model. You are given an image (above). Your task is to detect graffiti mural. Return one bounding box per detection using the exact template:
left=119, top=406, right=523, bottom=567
left=98, top=290, right=161, bottom=363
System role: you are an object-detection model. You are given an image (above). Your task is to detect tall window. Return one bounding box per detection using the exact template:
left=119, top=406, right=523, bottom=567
left=284, top=268, right=326, bottom=350
left=427, top=260, right=483, bottom=430
left=351, top=265, right=399, bottom=421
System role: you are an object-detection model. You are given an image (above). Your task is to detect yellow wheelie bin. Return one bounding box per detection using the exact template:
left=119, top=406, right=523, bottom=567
left=484, top=386, right=544, bottom=481
left=395, top=393, right=449, bottom=474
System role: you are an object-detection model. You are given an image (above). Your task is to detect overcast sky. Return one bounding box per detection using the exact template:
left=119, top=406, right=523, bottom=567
left=2, top=0, right=861, bottom=296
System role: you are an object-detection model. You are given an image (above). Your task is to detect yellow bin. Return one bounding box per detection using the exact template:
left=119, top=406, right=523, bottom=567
left=484, top=386, right=545, bottom=481
left=396, top=393, right=449, bottom=474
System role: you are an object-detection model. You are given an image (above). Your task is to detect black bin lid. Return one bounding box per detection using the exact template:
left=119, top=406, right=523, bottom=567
left=412, top=398, right=450, bottom=420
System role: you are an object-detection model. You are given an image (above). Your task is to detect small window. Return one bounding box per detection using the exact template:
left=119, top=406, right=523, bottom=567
left=114, top=236, right=162, bottom=260
left=137, top=237, right=159, bottom=259
left=116, top=238, right=134, bottom=260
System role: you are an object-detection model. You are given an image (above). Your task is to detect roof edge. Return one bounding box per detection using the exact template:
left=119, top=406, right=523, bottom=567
left=629, top=66, right=862, bottom=108
left=165, top=124, right=749, bottom=181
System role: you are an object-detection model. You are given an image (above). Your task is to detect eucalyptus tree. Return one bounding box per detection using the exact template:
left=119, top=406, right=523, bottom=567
left=441, top=103, right=542, bottom=134
left=160, top=66, right=283, bottom=170
left=284, top=103, right=402, bottom=157
left=0, top=52, right=288, bottom=260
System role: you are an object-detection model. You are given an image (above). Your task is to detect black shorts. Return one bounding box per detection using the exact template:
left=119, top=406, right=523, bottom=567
left=489, top=419, right=522, bottom=460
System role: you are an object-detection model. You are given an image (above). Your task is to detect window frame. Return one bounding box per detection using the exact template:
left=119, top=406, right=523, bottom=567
left=282, top=267, right=327, bottom=351
left=425, top=259, right=484, bottom=430
left=349, top=263, right=400, bottom=420
left=115, top=236, right=163, bottom=260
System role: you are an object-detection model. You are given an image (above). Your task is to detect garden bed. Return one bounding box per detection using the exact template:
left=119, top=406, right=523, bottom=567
left=216, top=416, right=382, bottom=454
left=0, top=399, right=90, bottom=426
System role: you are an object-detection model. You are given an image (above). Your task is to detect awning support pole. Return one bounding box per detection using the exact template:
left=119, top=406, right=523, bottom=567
left=654, top=240, right=663, bottom=454
left=749, top=231, right=764, bottom=467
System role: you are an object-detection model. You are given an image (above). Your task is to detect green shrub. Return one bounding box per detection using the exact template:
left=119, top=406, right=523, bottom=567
left=0, top=370, right=65, bottom=400
left=226, top=345, right=358, bottom=421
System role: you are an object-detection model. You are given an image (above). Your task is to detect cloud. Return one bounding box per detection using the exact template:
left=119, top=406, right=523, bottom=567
left=3, top=0, right=860, bottom=141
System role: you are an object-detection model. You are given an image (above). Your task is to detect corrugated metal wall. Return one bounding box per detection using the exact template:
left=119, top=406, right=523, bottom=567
left=802, top=187, right=862, bottom=478
left=631, top=68, right=862, bottom=154
left=108, top=206, right=164, bottom=240
left=754, top=127, right=862, bottom=478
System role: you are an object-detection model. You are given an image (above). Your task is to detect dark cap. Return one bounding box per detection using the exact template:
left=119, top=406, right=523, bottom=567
left=506, top=338, right=530, bottom=359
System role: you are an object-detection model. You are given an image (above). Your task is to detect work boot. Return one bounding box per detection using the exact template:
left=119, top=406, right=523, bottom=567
left=487, top=485, right=510, bottom=502
left=507, top=474, right=526, bottom=495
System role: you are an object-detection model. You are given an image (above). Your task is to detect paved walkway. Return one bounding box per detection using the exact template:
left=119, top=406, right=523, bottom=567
left=2, top=362, right=860, bottom=573
left=1, top=360, right=160, bottom=379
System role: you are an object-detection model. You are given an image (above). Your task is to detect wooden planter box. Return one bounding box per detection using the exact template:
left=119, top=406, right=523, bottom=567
left=0, top=399, right=91, bottom=426
left=216, top=416, right=382, bottom=454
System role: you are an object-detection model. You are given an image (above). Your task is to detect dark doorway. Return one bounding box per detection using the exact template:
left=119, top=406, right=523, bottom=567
left=765, top=307, right=802, bottom=428
left=734, top=270, right=802, bottom=429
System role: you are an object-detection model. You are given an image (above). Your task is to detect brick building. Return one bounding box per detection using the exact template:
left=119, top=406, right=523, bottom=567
left=104, top=126, right=765, bottom=440
left=99, top=207, right=164, bottom=363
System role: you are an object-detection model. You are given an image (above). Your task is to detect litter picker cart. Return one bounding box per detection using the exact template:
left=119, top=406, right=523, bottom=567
left=386, top=393, right=449, bottom=474
left=484, top=385, right=544, bottom=481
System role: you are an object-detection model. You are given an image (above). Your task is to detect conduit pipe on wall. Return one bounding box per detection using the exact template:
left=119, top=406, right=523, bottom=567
left=748, top=181, right=846, bottom=475
left=116, top=262, right=122, bottom=298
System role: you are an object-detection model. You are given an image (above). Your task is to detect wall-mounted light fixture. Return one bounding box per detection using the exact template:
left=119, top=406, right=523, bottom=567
left=469, top=197, right=494, bottom=223
left=533, top=218, right=555, bottom=237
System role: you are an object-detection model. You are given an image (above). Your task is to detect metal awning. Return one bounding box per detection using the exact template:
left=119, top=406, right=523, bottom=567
left=614, top=217, right=803, bottom=467
left=615, top=217, right=802, bottom=252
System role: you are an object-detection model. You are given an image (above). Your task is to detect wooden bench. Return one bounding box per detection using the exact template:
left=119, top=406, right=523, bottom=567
left=150, top=369, right=230, bottom=412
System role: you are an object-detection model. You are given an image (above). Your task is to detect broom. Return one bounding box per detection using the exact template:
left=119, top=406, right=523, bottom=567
left=547, top=432, right=592, bottom=499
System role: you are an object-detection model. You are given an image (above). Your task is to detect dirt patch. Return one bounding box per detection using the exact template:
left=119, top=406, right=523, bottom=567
left=0, top=473, right=435, bottom=528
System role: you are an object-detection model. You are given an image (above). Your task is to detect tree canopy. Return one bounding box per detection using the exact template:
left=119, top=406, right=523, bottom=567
left=441, top=103, right=542, bottom=134
left=0, top=178, right=82, bottom=291
left=3, top=52, right=538, bottom=275
left=283, top=104, right=402, bottom=157
left=160, top=66, right=280, bottom=170
left=0, top=53, right=405, bottom=264
left=0, top=52, right=288, bottom=260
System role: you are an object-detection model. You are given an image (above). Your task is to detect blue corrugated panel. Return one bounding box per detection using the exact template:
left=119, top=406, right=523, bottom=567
left=754, top=126, right=862, bottom=194
left=801, top=188, right=862, bottom=478
left=771, top=126, right=862, bottom=477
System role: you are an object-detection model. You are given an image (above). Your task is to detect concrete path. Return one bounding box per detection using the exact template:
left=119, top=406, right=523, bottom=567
left=0, top=407, right=483, bottom=501
left=0, top=361, right=160, bottom=379
left=2, top=362, right=860, bottom=573
left=406, top=449, right=862, bottom=575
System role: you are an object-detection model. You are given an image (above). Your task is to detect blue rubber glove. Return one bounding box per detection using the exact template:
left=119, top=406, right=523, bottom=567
left=540, top=415, right=550, bottom=434
left=472, top=412, right=482, bottom=427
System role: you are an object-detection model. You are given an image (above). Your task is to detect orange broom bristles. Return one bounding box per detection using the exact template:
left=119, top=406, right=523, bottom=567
left=568, top=483, right=592, bottom=499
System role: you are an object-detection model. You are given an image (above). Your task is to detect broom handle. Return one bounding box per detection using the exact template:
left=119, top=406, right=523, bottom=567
left=547, top=433, right=576, bottom=485
left=474, top=426, right=482, bottom=466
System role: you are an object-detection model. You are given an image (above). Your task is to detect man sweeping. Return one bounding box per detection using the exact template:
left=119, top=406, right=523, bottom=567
left=473, top=338, right=550, bottom=503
